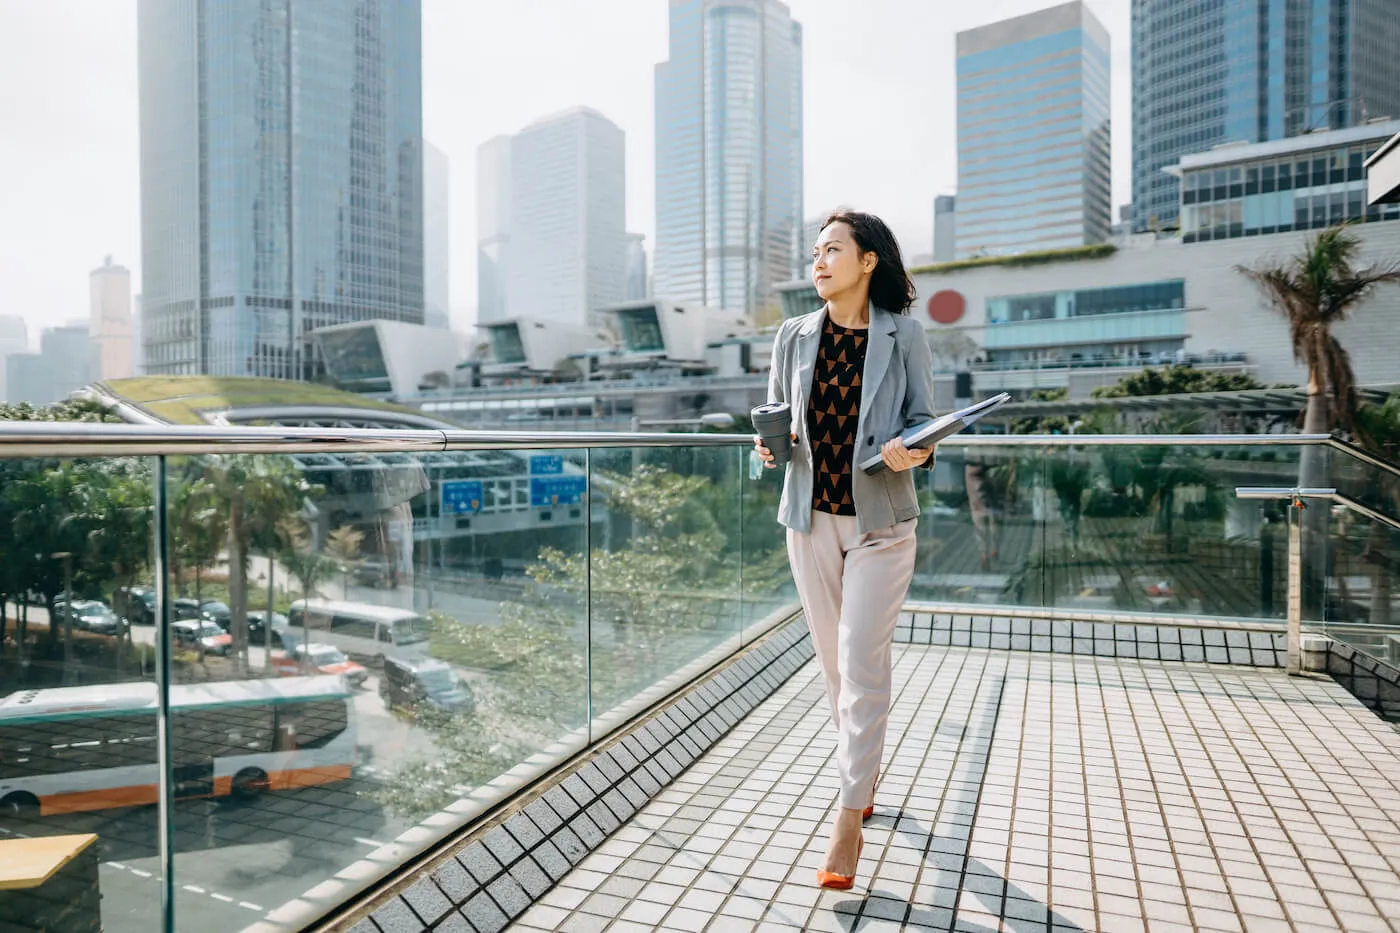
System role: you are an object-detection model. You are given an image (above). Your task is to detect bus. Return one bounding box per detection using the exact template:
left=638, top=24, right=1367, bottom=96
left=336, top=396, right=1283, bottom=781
left=286, top=598, right=432, bottom=665
left=0, top=676, right=355, bottom=818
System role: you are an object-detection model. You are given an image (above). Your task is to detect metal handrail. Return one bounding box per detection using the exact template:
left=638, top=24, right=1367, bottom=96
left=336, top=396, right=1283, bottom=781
left=0, top=421, right=1393, bottom=472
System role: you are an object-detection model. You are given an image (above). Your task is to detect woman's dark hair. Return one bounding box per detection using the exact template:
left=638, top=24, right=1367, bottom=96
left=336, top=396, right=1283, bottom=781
left=821, top=210, right=916, bottom=314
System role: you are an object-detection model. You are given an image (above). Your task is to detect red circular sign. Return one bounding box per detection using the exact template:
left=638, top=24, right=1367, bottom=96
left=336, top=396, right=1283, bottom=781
left=927, top=290, right=965, bottom=325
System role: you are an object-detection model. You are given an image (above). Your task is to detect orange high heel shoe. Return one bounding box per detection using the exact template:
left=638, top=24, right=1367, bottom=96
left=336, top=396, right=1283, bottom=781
left=816, top=837, right=864, bottom=890
left=862, top=772, right=879, bottom=821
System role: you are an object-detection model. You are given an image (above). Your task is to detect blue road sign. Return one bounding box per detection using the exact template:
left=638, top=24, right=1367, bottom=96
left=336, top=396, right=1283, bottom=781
left=530, top=475, right=586, bottom=508
left=441, top=479, right=484, bottom=515
left=530, top=454, right=564, bottom=475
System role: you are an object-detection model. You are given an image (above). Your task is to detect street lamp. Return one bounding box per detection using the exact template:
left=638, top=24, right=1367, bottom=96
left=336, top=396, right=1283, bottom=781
left=629, top=412, right=736, bottom=432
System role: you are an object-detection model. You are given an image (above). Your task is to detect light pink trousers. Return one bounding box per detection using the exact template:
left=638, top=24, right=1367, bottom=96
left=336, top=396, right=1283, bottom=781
left=786, top=509, right=918, bottom=810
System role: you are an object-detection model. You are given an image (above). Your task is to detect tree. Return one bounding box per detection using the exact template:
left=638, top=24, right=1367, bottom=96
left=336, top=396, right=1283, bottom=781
left=325, top=525, right=366, bottom=598
left=195, top=456, right=316, bottom=671
left=168, top=473, right=225, bottom=599
left=276, top=516, right=339, bottom=602
left=1238, top=226, right=1400, bottom=616
left=927, top=329, right=979, bottom=372
left=1237, top=225, right=1400, bottom=439
left=1090, top=364, right=1267, bottom=399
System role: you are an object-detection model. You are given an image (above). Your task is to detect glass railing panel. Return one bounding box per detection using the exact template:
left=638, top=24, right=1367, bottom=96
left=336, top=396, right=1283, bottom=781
left=0, top=454, right=160, bottom=933
left=587, top=444, right=744, bottom=733
left=913, top=442, right=1311, bottom=621
left=909, top=443, right=1044, bottom=609
left=1321, top=507, right=1400, bottom=660
left=1329, top=443, right=1400, bottom=525
left=162, top=448, right=589, bottom=931
left=740, top=446, right=797, bottom=635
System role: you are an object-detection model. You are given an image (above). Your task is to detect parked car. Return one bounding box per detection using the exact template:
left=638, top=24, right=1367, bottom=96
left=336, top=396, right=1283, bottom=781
left=172, top=598, right=205, bottom=622
left=172, top=619, right=232, bottom=656
left=199, top=600, right=232, bottom=630
left=272, top=642, right=369, bottom=687
left=379, top=655, right=474, bottom=714
left=247, top=610, right=290, bottom=647
left=70, top=601, right=128, bottom=637
left=113, top=585, right=157, bottom=625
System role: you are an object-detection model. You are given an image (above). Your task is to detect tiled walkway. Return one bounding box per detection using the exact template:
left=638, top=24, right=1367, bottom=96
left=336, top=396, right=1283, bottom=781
left=507, top=643, right=1400, bottom=932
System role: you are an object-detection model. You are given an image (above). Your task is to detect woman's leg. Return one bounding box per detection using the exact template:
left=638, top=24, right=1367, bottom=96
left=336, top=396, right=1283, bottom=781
left=786, top=510, right=847, bottom=727
left=834, top=518, right=919, bottom=811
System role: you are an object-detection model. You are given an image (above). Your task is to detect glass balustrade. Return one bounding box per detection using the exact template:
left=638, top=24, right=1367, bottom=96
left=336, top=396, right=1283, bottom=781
left=2, top=432, right=1398, bottom=931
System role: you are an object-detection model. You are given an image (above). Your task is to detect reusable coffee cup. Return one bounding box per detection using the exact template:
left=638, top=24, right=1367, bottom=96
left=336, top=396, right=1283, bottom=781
left=750, top=402, right=793, bottom=466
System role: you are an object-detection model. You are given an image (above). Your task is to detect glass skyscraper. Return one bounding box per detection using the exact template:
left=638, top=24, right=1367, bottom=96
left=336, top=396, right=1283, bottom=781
left=956, top=2, right=1112, bottom=259
left=1132, top=0, right=1400, bottom=234
left=138, top=0, right=425, bottom=380
left=654, top=0, right=803, bottom=316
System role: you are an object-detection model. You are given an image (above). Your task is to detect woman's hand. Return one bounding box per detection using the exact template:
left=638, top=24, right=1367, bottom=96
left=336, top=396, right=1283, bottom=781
left=753, top=433, right=797, bottom=468
left=881, top=437, right=932, bottom=472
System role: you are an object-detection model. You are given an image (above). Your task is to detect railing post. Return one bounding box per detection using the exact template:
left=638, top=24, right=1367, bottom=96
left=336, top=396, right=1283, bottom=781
left=1286, top=497, right=1303, bottom=676
left=153, top=455, right=176, bottom=933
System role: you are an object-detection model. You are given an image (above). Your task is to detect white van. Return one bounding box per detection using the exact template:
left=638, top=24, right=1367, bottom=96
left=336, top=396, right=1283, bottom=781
left=286, top=599, right=432, bottom=665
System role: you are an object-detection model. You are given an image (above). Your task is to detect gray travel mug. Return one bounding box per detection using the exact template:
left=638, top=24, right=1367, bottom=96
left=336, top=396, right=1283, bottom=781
left=751, top=402, right=793, bottom=466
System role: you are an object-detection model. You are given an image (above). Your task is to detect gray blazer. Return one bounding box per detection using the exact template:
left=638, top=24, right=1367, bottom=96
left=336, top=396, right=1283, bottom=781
left=766, top=302, right=937, bottom=535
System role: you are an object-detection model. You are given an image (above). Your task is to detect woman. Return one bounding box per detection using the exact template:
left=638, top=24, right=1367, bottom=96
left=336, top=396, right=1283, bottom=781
left=754, top=210, right=935, bottom=889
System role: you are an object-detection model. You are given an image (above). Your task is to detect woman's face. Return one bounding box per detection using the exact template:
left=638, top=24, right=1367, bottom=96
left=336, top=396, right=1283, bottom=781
left=811, top=222, right=876, bottom=302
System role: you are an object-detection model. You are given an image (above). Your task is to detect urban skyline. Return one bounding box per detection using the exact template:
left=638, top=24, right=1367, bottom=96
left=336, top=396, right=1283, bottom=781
left=3, top=0, right=1135, bottom=346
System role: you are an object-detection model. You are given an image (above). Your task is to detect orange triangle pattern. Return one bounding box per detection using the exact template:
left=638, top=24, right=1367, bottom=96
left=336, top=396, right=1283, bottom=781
left=806, top=317, right=867, bottom=516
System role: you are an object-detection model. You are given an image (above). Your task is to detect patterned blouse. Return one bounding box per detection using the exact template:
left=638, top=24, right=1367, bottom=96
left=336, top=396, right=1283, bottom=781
left=806, top=316, right=867, bottom=515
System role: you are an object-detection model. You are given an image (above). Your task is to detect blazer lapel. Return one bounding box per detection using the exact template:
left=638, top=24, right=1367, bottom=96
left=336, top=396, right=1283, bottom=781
left=790, top=308, right=826, bottom=426
left=859, top=302, right=897, bottom=430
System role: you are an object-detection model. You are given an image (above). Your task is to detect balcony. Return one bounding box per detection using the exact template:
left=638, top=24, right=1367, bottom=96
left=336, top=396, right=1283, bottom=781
left=0, top=425, right=1397, bottom=933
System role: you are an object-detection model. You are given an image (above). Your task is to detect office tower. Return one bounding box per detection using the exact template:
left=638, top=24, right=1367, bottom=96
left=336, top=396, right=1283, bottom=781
left=956, top=2, right=1111, bottom=258
left=934, top=195, right=957, bottom=262
left=654, top=0, right=804, bottom=314
left=10, top=325, right=95, bottom=406
left=497, top=108, right=627, bottom=328
left=424, top=141, right=451, bottom=330
left=90, top=255, right=134, bottom=380
left=138, top=0, right=425, bottom=379
left=476, top=134, right=514, bottom=326
left=1132, top=0, right=1400, bottom=234
left=626, top=234, right=650, bottom=301
left=132, top=294, right=144, bottom=375
left=0, top=316, right=28, bottom=402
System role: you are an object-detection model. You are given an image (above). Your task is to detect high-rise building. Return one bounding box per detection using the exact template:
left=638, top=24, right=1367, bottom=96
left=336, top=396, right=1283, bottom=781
left=90, top=255, right=134, bottom=380
left=1132, top=0, right=1400, bottom=234
left=138, top=0, right=425, bottom=380
left=9, top=325, right=94, bottom=406
left=504, top=108, right=627, bottom=328
left=654, top=0, right=804, bottom=315
left=476, top=134, right=514, bottom=326
left=0, top=316, right=28, bottom=403
left=956, top=2, right=1111, bottom=259
left=424, top=141, right=451, bottom=330
left=625, top=233, right=650, bottom=301
left=934, top=195, right=957, bottom=262
left=132, top=294, right=144, bottom=376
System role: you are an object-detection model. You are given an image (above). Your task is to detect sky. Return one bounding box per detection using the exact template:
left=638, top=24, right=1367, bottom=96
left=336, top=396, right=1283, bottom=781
left=0, top=0, right=1131, bottom=346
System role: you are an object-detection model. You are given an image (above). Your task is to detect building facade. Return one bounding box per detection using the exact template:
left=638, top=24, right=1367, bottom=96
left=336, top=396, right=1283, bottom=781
left=654, top=0, right=804, bottom=315
left=475, top=134, right=514, bottom=326
left=424, top=140, right=451, bottom=330
left=1173, top=120, right=1400, bottom=243
left=90, top=255, right=134, bottom=380
left=956, top=1, right=1111, bottom=259
left=505, top=108, right=627, bottom=328
left=138, top=0, right=425, bottom=380
left=1132, top=0, right=1400, bottom=235
left=625, top=233, right=650, bottom=301
left=0, top=316, right=28, bottom=403
left=934, top=195, right=957, bottom=262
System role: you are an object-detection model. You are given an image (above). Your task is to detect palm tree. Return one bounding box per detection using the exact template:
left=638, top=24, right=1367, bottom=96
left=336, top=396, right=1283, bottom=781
left=200, top=456, right=315, bottom=671
left=1238, top=226, right=1400, bottom=619
left=1237, top=225, right=1400, bottom=439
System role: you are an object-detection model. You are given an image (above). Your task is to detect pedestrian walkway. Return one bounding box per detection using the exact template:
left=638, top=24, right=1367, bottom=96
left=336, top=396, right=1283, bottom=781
left=507, top=643, right=1400, bottom=932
